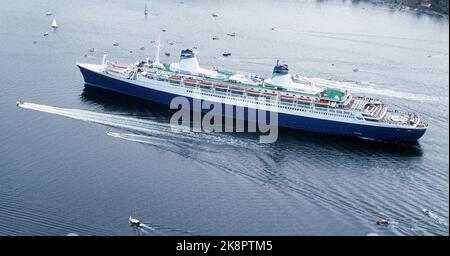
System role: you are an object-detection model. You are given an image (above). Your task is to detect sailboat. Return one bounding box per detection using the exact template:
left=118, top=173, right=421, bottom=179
left=144, top=4, right=148, bottom=16
left=51, top=18, right=58, bottom=29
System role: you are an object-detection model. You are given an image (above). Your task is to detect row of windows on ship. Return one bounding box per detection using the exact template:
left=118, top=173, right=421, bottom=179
left=185, top=89, right=355, bottom=119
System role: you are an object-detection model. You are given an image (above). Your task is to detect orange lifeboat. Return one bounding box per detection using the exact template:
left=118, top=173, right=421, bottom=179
left=298, top=97, right=311, bottom=102
left=314, top=99, right=329, bottom=105
left=199, top=81, right=212, bottom=87
left=183, top=79, right=198, bottom=85
left=214, top=84, right=229, bottom=89
left=263, top=91, right=277, bottom=97
left=231, top=86, right=244, bottom=91
left=246, top=89, right=261, bottom=94
left=280, top=95, right=295, bottom=100
left=169, top=75, right=181, bottom=81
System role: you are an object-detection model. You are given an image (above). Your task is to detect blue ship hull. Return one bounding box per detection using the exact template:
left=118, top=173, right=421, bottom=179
left=78, top=65, right=426, bottom=142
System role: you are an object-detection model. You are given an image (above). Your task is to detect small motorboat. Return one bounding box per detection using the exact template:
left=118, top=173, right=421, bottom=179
left=212, top=13, right=218, bottom=17
left=212, top=36, right=219, bottom=40
left=43, top=32, right=49, bottom=36
left=226, top=32, right=236, bottom=37
left=376, top=218, right=389, bottom=225
left=16, top=101, right=23, bottom=106
left=113, top=42, right=119, bottom=46
left=89, top=48, right=95, bottom=53
left=222, top=52, right=231, bottom=57
left=46, top=11, right=52, bottom=16
left=139, top=46, right=145, bottom=50
left=129, top=216, right=141, bottom=227
left=165, top=52, right=171, bottom=56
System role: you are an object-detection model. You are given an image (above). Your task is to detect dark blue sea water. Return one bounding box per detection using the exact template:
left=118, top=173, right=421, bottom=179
left=0, top=0, right=448, bottom=236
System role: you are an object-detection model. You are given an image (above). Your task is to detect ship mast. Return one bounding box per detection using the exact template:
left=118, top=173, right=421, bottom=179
left=152, top=39, right=163, bottom=68
left=101, top=54, right=108, bottom=71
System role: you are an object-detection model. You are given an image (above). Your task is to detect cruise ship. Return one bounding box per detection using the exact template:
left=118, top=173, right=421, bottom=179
left=77, top=44, right=427, bottom=142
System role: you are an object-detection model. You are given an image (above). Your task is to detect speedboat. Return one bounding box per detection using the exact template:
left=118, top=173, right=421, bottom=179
left=376, top=218, right=389, bottom=225
left=129, top=216, right=141, bottom=227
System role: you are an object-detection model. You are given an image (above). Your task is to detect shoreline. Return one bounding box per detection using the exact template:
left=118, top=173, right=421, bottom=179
left=365, top=0, right=449, bottom=19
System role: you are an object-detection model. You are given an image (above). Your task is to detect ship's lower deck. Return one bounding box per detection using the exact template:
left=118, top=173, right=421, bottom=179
left=77, top=64, right=426, bottom=142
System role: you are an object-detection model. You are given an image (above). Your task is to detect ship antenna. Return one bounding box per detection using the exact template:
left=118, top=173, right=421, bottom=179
left=276, top=59, right=279, bottom=66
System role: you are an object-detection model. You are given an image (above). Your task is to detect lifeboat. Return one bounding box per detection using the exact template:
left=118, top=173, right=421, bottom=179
left=214, top=84, right=228, bottom=89
left=298, top=97, right=311, bottom=102
left=280, top=95, right=295, bottom=100
left=199, top=81, right=213, bottom=87
left=183, top=79, right=198, bottom=85
left=263, top=91, right=277, bottom=97
left=169, top=75, right=181, bottom=81
left=230, top=86, right=244, bottom=91
left=246, top=89, right=261, bottom=95
left=314, top=99, right=329, bottom=105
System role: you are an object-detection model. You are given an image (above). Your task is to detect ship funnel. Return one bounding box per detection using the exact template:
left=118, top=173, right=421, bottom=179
left=270, top=61, right=292, bottom=87
left=179, top=49, right=200, bottom=73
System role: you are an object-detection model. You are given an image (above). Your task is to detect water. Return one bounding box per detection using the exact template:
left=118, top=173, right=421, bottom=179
left=0, top=0, right=448, bottom=236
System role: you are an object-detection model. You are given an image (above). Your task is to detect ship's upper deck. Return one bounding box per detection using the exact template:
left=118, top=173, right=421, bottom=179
left=95, top=47, right=426, bottom=129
